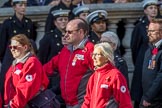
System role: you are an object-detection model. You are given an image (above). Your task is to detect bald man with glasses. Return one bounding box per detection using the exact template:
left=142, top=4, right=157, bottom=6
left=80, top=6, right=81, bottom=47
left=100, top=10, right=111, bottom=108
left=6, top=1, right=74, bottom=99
left=43, top=18, right=95, bottom=108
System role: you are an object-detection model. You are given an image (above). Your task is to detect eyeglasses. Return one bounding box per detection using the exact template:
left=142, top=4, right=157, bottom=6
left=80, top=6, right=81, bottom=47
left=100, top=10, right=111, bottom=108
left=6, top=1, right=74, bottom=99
left=65, top=29, right=80, bottom=34
left=8, top=45, right=21, bottom=50
left=91, top=53, right=103, bottom=57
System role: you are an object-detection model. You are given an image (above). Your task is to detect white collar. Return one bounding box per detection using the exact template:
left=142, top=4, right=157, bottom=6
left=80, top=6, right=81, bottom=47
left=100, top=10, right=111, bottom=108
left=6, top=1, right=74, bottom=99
left=154, top=39, right=162, bottom=48
left=16, top=52, right=30, bottom=64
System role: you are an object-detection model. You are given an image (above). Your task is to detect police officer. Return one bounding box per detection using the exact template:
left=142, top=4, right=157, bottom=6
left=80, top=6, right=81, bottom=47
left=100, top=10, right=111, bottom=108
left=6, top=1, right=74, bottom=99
left=45, top=0, right=76, bottom=33
left=72, top=5, right=90, bottom=20
left=100, top=31, right=129, bottom=86
left=130, top=0, right=159, bottom=108
left=38, top=9, right=70, bottom=64
left=37, top=9, right=70, bottom=108
left=0, top=0, right=36, bottom=106
left=86, top=10, right=108, bottom=44
left=0, top=0, right=36, bottom=75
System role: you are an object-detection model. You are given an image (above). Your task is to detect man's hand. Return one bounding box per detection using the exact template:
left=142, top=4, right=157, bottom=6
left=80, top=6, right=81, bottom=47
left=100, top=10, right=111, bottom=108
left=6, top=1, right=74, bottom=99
left=143, top=100, right=151, bottom=107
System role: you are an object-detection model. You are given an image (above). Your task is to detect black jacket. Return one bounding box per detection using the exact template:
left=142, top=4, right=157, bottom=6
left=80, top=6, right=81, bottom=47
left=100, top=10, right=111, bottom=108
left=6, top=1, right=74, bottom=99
left=0, top=14, right=36, bottom=64
left=141, top=43, right=162, bottom=103
left=88, top=31, right=100, bottom=44
left=130, top=16, right=150, bottom=102
left=37, top=28, right=64, bottom=64
left=114, top=50, right=129, bottom=87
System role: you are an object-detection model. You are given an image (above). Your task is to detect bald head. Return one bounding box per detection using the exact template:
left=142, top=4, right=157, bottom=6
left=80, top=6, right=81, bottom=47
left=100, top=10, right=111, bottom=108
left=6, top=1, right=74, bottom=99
left=64, top=18, right=89, bottom=46
left=67, top=18, right=89, bottom=35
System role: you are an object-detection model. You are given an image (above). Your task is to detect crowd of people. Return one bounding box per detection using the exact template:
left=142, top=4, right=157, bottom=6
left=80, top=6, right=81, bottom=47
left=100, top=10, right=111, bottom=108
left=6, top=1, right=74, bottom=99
left=0, top=0, right=136, bottom=7
left=0, top=0, right=162, bottom=108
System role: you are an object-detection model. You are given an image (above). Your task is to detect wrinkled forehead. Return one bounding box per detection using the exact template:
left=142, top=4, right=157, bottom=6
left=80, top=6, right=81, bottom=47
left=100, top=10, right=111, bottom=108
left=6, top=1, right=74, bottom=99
left=11, top=40, right=20, bottom=45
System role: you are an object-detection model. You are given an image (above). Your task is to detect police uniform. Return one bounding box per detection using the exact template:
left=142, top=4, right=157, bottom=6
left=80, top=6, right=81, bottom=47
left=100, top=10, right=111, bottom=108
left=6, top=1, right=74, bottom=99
left=131, top=16, right=150, bottom=104
left=114, top=50, right=129, bottom=86
left=86, top=10, right=108, bottom=44
left=45, top=1, right=76, bottom=33
left=130, top=0, right=158, bottom=107
left=38, top=9, right=70, bottom=64
left=0, top=0, right=36, bottom=106
left=0, top=15, right=36, bottom=74
left=88, top=31, right=100, bottom=44
left=38, top=29, right=64, bottom=64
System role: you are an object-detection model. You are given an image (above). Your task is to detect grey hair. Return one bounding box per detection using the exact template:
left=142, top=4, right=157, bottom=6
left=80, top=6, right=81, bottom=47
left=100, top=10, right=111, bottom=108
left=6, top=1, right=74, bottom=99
left=94, top=42, right=114, bottom=65
left=101, top=31, right=120, bottom=50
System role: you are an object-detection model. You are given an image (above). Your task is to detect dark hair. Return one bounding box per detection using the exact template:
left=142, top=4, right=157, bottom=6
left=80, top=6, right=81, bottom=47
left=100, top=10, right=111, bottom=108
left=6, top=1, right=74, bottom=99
left=11, top=34, right=36, bottom=55
left=77, top=18, right=89, bottom=36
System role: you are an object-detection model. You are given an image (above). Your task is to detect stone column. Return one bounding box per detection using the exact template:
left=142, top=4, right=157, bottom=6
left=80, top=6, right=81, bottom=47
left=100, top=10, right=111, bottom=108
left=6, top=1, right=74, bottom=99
left=107, top=19, right=119, bottom=33
left=35, top=21, right=45, bottom=49
left=122, top=19, right=135, bottom=72
left=0, top=0, right=8, bottom=7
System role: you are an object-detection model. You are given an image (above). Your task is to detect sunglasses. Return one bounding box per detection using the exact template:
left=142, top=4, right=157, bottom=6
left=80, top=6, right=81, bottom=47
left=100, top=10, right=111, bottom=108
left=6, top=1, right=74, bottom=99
left=65, top=29, right=80, bottom=34
left=8, top=45, right=21, bottom=50
left=91, top=53, right=103, bottom=57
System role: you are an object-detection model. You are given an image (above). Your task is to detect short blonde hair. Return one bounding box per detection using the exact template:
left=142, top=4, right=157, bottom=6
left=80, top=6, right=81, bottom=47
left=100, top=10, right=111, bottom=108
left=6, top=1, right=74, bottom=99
left=94, top=42, right=114, bottom=65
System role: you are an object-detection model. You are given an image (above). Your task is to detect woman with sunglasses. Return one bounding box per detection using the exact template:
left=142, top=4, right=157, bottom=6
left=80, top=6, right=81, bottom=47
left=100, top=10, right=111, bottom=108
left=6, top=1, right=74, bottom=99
left=0, top=0, right=37, bottom=99
left=0, top=0, right=36, bottom=105
left=2, top=34, right=49, bottom=108
left=82, top=42, right=132, bottom=108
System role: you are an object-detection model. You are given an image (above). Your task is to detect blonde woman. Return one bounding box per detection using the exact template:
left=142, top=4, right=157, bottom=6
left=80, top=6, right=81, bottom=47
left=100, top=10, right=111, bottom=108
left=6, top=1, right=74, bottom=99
left=82, top=42, right=132, bottom=108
